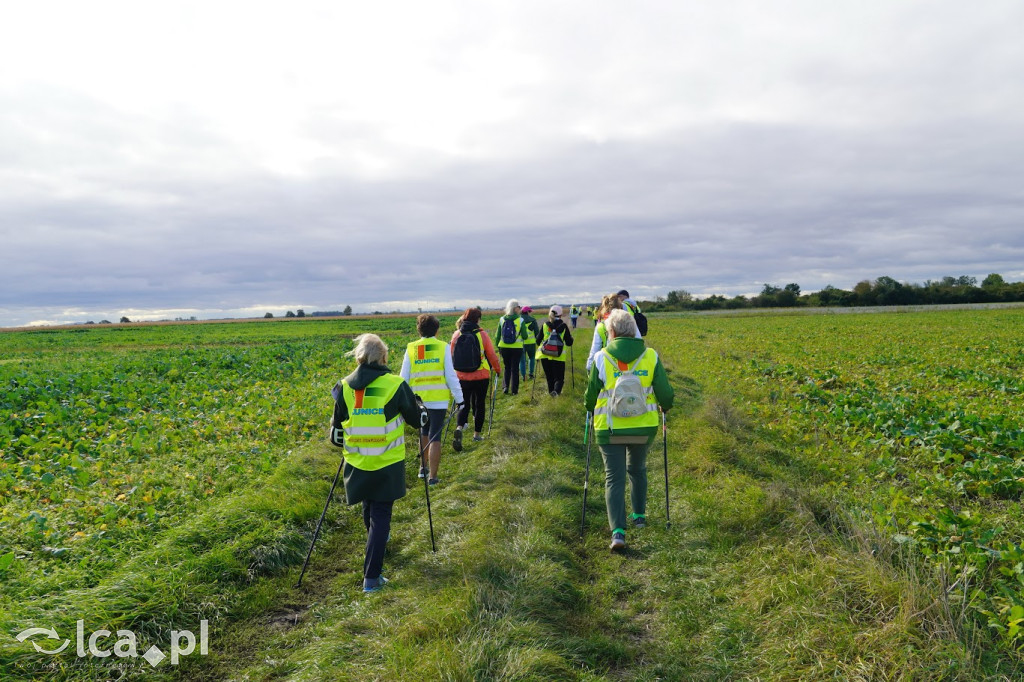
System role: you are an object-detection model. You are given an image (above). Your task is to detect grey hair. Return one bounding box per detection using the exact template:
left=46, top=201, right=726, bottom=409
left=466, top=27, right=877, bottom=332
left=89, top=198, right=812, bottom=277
left=504, top=299, right=520, bottom=316
left=605, top=309, right=637, bottom=339
left=347, top=333, right=389, bottom=366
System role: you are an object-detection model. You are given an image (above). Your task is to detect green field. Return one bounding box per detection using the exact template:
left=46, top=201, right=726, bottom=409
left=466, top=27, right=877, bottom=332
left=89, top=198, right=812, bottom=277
left=2, top=309, right=1023, bottom=680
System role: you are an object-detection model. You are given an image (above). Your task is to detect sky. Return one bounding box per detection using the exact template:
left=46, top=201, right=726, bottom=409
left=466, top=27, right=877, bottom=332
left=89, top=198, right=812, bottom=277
left=2, top=0, right=1023, bottom=327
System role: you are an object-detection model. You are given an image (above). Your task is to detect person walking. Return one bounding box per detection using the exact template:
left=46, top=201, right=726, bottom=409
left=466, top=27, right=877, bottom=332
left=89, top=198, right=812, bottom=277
left=584, top=310, right=674, bottom=551
left=586, top=293, right=640, bottom=371
left=329, top=333, right=428, bottom=592
left=495, top=299, right=530, bottom=395
left=570, top=304, right=580, bottom=329
left=450, top=306, right=502, bottom=450
left=536, top=305, right=574, bottom=396
left=518, top=306, right=540, bottom=381
left=400, top=314, right=464, bottom=486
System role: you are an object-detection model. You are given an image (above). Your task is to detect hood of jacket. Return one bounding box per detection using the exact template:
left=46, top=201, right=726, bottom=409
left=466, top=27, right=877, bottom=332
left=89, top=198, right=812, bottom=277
left=342, top=362, right=392, bottom=391
left=602, top=337, right=646, bottom=364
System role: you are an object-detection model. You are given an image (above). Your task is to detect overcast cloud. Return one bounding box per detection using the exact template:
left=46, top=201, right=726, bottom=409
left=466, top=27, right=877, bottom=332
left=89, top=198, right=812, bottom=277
left=2, top=0, right=1023, bottom=327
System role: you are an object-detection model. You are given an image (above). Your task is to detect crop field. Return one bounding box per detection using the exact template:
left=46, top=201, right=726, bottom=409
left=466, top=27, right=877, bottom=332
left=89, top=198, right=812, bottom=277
left=2, top=308, right=1023, bottom=680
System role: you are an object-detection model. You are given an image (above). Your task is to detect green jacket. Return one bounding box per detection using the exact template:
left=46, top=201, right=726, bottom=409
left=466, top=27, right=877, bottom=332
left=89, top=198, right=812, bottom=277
left=495, top=314, right=531, bottom=347
left=584, top=337, right=674, bottom=445
left=330, top=362, right=423, bottom=503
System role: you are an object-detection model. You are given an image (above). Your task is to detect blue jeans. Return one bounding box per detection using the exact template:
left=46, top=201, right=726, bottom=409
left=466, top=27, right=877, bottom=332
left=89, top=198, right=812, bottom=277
left=520, top=344, right=537, bottom=377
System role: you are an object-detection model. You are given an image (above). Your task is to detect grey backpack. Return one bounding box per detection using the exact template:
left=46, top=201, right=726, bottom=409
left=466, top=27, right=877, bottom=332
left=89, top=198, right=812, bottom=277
left=608, top=356, right=648, bottom=420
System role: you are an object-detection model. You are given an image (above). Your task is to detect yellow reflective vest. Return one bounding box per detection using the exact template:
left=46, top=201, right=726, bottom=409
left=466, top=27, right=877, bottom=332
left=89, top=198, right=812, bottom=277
left=535, top=322, right=569, bottom=362
left=405, top=338, right=451, bottom=404
left=497, top=315, right=526, bottom=349
left=593, top=348, right=659, bottom=434
left=337, top=374, right=408, bottom=471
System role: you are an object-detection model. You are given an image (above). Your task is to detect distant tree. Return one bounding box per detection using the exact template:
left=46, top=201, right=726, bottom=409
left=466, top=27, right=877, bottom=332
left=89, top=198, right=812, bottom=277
left=119, top=316, right=130, bottom=323
left=373, top=311, right=382, bottom=315
left=285, top=310, right=296, bottom=318
left=982, top=273, right=1005, bottom=288
left=956, top=275, right=978, bottom=288
left=264, top=312, right=274, bottom=318
left=343, top=305, right=353, bottom=316
left=85, top=320, right=95, bottom=325
left=297, top=309, right=305, bottom=317
left=100, top=320, right=111, bottom=324
left=665, top=290, right=693, bottom=307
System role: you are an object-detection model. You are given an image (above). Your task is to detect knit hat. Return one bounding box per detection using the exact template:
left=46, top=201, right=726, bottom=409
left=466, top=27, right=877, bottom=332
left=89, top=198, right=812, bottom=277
left=549, top=305, right=563, bottom=317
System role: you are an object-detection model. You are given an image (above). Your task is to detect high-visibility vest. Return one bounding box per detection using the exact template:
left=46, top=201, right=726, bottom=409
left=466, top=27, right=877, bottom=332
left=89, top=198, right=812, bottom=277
left=535, top=322, right=569, bottom=362
left=593, top=348, right=659, bottom=433
left=595, top=321, right=608, bottom=348
left=622, top=301, right=638, bottom=317
left=406, top=338, right=451, bottom=404
left=497, top=316, right=526, bottom=349
left=337, top=374, right=407, bottom=471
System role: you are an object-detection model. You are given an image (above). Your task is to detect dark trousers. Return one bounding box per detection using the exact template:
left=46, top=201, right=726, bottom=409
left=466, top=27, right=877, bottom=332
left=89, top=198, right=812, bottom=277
left=458, top=377, right=490, bottom=432
left=499, top=348, right=523, bottom=394
left=362, top=499, right=394, bottom=581
left=540, top=359, right=566, bottom=394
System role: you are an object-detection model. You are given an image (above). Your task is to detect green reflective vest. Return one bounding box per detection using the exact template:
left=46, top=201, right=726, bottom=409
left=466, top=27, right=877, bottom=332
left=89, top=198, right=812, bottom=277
left=406, top=338, right=451, bottom=404
left=337, top=374, right=407, bottom=471
left=596, top=321, right=608, bottom=348
left=593, top=348, right=659, bottom=434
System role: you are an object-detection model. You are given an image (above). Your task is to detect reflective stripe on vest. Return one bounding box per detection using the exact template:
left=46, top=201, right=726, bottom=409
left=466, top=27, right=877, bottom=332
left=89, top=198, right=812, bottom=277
left=339, top=374, right=407, bottom=470
left=406, top=338, right=452, bottom=403
left=497, top=316, right=525, bottom=349
left=593, top=348, right=659, bottom=433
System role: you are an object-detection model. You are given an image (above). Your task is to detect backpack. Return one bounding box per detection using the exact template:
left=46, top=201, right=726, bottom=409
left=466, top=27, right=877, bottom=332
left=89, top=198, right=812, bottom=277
left=452, top=329, right=483, bottom=372
left=500, top=316, right=519, bottom=344
left=634, top=311, right=648, bottom=336
left=608, top=356, right=648, bottom=421
left=540, top=325, right=565, bottom=357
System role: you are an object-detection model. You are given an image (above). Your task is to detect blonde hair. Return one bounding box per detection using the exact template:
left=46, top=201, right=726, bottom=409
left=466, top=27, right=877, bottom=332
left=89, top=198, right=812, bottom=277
left=347, top=333, right=388, bottom=366
left=504, top=299, right=520, bottom=316
left=598, top=293, right=623, bottom=319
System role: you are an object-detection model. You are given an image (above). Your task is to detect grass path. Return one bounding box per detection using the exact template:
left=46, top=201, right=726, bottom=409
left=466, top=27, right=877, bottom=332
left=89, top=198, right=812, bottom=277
left=7, top=321, right=1016, bottom=680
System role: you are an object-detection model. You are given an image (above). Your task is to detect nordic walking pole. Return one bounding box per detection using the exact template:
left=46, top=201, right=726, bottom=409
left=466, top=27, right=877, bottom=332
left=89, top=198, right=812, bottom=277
left=440, top=399, right=455, bottom=447
left=581, top=411, right=593, bottom=538
left=487, top=370, right=497, bottom=436
left=662, top=409, right=671, bottom=529
left=296, top=455, right=345, bottom=588
left=420, top=404, right=457, bottom=552
left=570, top=343, right=575, bottom=390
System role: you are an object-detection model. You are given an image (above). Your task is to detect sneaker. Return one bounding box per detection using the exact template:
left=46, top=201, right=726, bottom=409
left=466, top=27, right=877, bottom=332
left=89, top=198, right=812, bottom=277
left=550, top=391, right=558, bottom=397
left=472, top=434, right=484, bottom=442
left=418, top=466, right=428, bottom=479
left=452, top=429, right=463, bottom=452
left=362, top=576, right=389, bottom=593
left=631, top=514, right=647, bottom=529
left=428, top=478, right=440, bottom=486
left=609, top=531, right=626, bottom=551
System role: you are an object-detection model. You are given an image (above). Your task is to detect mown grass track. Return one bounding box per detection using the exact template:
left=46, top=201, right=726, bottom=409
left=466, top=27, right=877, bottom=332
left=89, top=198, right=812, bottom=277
left=4, top=310, right=1024, bottom=680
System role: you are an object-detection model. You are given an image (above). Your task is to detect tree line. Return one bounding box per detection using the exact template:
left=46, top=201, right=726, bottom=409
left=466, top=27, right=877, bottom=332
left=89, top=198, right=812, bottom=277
left=642, top=274, right=1024, bottom=312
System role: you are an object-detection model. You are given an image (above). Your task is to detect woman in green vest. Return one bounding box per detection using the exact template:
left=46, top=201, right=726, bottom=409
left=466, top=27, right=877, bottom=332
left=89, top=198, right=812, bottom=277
left=535, top=305, right=574, bottom=396
left=518, top=306, right=540, bottom=380
left=495, top=299, right=530, bottom=395
left=330, top=333, right=427, bottom=592
left=584, top=310, right=673, bottom=551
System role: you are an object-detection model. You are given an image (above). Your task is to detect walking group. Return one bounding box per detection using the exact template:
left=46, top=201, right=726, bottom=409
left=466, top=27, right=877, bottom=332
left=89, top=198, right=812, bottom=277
left=315, top=290, right=673, bottom=593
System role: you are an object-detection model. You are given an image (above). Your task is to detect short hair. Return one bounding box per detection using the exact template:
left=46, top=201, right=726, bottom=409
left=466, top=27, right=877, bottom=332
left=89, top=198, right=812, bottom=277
left=461, top=306, right=482, bottom=325
left=416, top=314, right=440, bottom=338
left=605, top=309, right=637, bottom=338
left=505, top=299, right=520, bottom=316
left=348, top=333, right=388, bottom=366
